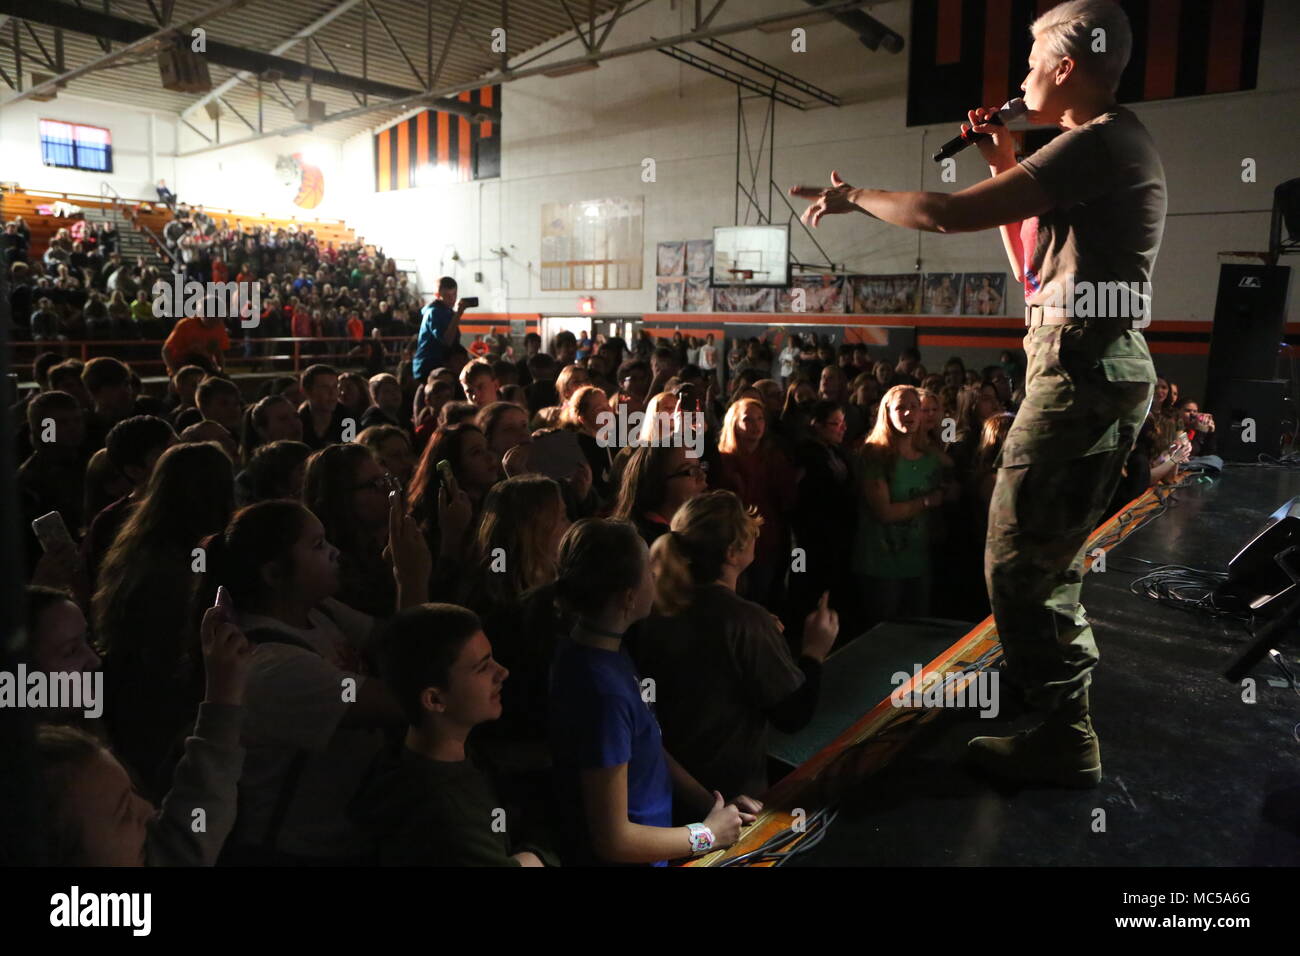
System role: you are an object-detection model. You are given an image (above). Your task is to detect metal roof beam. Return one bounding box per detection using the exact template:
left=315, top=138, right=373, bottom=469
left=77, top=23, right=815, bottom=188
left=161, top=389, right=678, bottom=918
left=182, top=0, right=363, bottom=118
left=176, top=0, right=878, bottom=157
left=429, top=0, right=469, bottom=91
left=217, top=94, right=255, bottom=132
left=658, top=45, right=805, bottom=109
left=71, top=0, right=111, bottom=52
left=695, top=36, right=840, bottom=106
left=2, top=0, right=252, bottom=105
left=0, top=0, right=492, bottom=111
left=310, top=37, right=363, bottom=107
left=364, top=0, right=424, bottom=90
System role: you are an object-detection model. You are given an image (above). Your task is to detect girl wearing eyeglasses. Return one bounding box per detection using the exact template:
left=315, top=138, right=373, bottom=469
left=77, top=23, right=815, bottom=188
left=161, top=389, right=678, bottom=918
left=303, top=443, right=430, bottom=618
left=611, top=444, right=708, bottom=548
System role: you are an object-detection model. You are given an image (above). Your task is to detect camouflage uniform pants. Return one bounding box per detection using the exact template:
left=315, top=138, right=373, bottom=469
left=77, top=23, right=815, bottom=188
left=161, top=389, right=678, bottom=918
left=985, top=322, right=1155, bottom=715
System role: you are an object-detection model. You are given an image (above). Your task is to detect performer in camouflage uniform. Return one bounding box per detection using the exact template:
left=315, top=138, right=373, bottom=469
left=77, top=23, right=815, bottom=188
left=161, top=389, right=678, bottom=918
left=792, top=0, right=1164, bottom=787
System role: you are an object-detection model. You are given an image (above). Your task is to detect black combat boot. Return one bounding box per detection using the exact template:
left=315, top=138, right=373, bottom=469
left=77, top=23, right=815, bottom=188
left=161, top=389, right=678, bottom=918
left=966, top=689, right=1101, bottom=789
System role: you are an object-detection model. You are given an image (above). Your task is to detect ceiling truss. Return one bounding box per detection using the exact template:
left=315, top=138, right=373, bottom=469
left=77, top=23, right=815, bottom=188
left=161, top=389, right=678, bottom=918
left=0, top=0, right=893, bottom=155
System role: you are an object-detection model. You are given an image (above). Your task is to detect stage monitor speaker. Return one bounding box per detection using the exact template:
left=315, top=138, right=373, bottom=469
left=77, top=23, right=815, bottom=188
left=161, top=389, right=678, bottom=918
left=1205, top=378, right=1286, bottom=462
left=1205, top=264, right=1291, bottom=383
left=1213, top=495, right=1300, bottom=617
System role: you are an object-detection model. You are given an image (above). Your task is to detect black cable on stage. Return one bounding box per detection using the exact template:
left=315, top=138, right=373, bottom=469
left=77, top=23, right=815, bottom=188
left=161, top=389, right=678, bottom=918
left=716, top=807, right=841, bottom=867
left=1114, top=562, right=1258, bottom=623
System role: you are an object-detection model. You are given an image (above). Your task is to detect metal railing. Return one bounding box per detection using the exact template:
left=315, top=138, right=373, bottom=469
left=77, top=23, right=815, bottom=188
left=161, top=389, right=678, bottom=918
left=100, top=181, right=176, bottom=267
left=8, top=334, right=414, bottom=387
left=7, top=186, right=352, bottom=228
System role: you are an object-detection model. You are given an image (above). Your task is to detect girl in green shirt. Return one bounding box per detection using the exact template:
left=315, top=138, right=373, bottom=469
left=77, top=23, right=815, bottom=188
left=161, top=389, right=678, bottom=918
left=853, top=385, right=946, bottom=625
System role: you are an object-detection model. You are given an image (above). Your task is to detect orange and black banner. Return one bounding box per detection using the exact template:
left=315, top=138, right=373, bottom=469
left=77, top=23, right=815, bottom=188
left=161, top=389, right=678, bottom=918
left=907, top=0, right=1264, bottom=127
left=374, top=84, right=500, bottom=191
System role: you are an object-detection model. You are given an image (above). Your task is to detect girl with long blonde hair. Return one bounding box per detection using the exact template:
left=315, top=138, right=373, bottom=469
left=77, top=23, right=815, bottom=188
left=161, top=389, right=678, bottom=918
left=853, top=385, right=945, bottom=625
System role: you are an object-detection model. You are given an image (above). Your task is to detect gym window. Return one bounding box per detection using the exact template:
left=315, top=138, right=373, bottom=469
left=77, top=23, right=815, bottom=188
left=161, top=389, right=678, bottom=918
left=39, top=119, right=114, bottom=173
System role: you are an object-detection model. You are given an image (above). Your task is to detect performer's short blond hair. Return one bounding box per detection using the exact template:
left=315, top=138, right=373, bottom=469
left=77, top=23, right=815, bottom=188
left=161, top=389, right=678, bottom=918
left=1031, top=0, right=1133, bottom=93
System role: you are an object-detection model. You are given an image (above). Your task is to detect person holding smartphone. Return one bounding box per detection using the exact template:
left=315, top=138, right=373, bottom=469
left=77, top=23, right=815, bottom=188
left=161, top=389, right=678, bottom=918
left=1175, top=398, right=1217, bottom=458
left=413, top=276, right=470, bottom=385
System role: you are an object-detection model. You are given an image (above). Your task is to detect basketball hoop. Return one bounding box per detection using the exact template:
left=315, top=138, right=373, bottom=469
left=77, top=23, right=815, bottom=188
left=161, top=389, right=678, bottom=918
left=728, top=268, right=755, bottom=280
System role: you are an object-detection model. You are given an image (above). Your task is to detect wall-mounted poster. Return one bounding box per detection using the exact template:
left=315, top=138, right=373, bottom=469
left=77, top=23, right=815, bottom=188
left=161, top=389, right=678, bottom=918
left=961, top=272, right=1007, bottom=316
left=656, top=277, right=685, bottom=312
left=779, top=274, right=847, bottom=314
left=657, top=241, right=686, bottom=276
left=714, top=286, right=775, bottom=313
left=851, top=274, right=921, bottom=314
left=684, top=276, right=712, bottom=312
left=922, top=273, right=961, bottom=315
left=686, top=239, right=713, bottom=276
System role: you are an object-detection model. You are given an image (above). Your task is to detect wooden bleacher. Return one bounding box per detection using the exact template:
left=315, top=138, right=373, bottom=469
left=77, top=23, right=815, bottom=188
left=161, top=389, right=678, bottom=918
left=0, top=185, right=357, bottom=259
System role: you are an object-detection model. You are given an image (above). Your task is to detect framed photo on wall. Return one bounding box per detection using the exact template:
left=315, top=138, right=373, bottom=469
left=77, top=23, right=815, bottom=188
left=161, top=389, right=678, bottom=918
left=657, top=240, right=686, bottom=276
left=851, top=274, right=921, bottom=314
left=686, top=239, right=713, bottom=276
left=656, top=277, right=685, bottom=312
left=779, top=275, right=847, bottom=313
left=684, top=276, right=712, bottom=312
left=714, top=286, right=775, bottom=313
left=961, top=272, right=1007, bottom=316
left=922, top=273, right=961, bottom=315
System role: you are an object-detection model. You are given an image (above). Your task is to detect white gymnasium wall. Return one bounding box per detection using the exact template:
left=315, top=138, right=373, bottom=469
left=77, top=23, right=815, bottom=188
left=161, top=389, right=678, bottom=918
left=0, top=94, right=178, bottom=199
left=173, top=132, right=346, bottom=221
left=335, top=0, right=1300, bottom=326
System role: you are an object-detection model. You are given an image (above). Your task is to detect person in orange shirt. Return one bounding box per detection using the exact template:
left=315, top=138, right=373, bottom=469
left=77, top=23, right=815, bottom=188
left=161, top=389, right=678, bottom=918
left=162, top=313, right=230, bottom=375
left=346, top=310, right=364, bottom=341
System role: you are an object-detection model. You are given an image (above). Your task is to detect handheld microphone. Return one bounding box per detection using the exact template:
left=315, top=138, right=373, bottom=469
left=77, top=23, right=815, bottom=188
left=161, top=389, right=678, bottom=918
left=931, top=98, right=1027, bottom=163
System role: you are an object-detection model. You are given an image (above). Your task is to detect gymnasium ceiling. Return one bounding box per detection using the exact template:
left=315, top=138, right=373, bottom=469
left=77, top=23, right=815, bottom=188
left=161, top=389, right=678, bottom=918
left=0, top=1, right=904, bottom=154
left=0, top=0, right=629, bottom=147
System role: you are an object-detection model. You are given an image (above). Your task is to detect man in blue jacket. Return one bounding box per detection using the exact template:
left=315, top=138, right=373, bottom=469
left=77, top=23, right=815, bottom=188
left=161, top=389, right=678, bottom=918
left=413, top=276, right=469, bottom=384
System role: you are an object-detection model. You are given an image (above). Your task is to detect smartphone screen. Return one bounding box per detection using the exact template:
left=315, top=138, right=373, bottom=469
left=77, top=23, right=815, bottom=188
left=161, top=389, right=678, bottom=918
left=31, top=511, right=75, bottom=553
left=676, top=384, right=699, bottom=414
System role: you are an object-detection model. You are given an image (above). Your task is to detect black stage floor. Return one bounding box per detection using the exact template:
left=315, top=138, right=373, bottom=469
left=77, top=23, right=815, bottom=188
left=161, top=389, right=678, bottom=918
left=788, top=463, right=1300, bottom=867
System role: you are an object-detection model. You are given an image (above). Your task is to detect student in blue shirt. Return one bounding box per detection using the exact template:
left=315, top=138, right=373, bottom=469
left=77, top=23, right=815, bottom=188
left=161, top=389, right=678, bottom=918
left=549, top=518, right=761, bottom=866
left=413, top=276, right=468, bottom=384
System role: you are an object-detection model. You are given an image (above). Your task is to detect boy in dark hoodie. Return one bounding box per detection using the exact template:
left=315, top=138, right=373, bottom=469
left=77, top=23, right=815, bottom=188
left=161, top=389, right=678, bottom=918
left=351, top=603, right=559, bottom=866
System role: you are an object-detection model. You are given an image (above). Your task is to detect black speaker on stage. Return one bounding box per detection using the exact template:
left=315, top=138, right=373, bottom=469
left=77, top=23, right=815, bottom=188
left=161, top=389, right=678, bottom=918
left=1214, top=495, right=1300, bottom=617
left=1217, top=496, right=1300, bottom=682
left=1205, top=264, right=1291, bottom=383
left=1205, top=378, right=1286, bottom=461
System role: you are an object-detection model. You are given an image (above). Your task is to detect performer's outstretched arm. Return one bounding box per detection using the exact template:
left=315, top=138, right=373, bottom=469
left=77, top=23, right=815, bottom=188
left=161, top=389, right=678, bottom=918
left=789, top=166, right=1052, bottom=239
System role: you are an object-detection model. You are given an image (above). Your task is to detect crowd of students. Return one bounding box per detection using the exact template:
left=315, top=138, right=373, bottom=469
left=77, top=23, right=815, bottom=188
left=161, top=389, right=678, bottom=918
left=4, top=204, right=418, bottom=347
left=10, top=278, right=1214, bottom=866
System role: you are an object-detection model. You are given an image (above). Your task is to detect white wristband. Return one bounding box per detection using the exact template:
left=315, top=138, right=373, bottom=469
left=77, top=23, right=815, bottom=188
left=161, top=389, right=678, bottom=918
left=686, top=822, right=715, bottom=855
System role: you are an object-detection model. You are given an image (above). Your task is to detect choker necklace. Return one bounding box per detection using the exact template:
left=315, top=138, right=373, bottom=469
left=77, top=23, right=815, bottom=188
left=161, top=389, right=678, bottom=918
left=575, top=619, right=624, bottom=640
